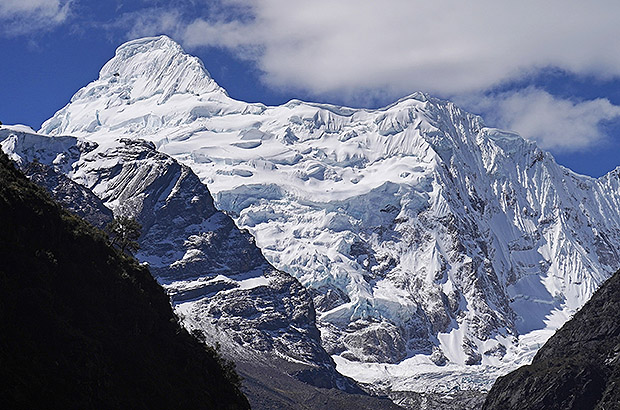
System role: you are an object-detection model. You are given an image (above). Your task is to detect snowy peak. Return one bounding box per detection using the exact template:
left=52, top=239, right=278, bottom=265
left=40, top=36, right=235, bottom=137
left=27, top=35, right=620, bottom=400
left=98, top=35, right=223, bottom=100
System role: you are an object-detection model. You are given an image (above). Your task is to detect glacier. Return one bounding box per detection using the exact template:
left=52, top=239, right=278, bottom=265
left=8, top=35, right=620, bottom=400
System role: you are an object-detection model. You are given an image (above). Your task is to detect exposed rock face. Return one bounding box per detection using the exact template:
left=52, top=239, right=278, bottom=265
left=22, top=160, right=114, bottom=228
left=1, top=127, right=391, bottom=408
left=483, top=268, right=620, bottom=410
left=0, top=147, right=249, bottom=410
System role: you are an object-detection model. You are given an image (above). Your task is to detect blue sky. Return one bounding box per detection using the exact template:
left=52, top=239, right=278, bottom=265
left=1, top=0, right=620, bottom=177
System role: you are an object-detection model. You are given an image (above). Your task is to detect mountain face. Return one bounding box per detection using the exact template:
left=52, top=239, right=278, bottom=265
left=483, top=268, right=620, bottom=410
left=0, top=127, right=329, bottom=366
left=0, top=125, right=401, bottom=409
left=0, top=147, right=249, bottom=409
left=9, top=35, right=620, bottom=398
left=23, top=160, right=114, bottom=228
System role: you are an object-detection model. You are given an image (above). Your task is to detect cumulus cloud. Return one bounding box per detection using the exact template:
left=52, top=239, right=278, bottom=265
left=0, top=0, right=72, bottom=36
left=460, top=88, right=620, bottom=151
left=172, top=0, right=620, bottom=101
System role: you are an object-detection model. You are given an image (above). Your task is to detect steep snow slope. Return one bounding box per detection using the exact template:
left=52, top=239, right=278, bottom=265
left=484, top=268, right=620, bottom=410
left=37, top=36, right=620, bottom=395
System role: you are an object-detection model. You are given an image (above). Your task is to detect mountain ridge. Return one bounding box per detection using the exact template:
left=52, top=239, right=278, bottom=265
left=5, top=34, right=620, bottom=403
left=0, top=125, right=399, bottom=409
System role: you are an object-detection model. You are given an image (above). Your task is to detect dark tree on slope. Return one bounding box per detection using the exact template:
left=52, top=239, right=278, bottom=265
left=107, top=216, right=142, bottom=253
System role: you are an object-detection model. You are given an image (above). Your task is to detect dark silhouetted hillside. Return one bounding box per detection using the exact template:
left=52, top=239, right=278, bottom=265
left=484, top=268, right=620, bottom=410
left=0, top=148, right=249, bottom=410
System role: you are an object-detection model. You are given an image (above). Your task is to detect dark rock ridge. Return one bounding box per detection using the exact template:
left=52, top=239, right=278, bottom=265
left=483, top=268, right=620, bottom=410
left=0, top=148, right=249, bottom=409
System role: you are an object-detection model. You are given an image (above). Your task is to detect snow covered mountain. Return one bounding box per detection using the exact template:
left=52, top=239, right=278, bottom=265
left=15, top=35, right=620, bottom=399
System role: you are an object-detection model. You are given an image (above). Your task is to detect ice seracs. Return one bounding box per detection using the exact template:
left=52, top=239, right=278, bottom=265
left=32, top=36, right=620, bottom=398
left=0, top=125, right=360, bottom=402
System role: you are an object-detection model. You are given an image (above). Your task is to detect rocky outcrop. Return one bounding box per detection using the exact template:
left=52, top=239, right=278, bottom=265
left=0, top=147, right=249, bottom=410
left=22, top=160, right=114, bottom=228
left=483, top=268, right=620, bottom=410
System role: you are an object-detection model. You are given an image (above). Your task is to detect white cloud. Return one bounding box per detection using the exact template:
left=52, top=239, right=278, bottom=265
left=460, top=88, right=620, bottom=151
left=116, top=9, right=185, bottom=41
left=172, top=0, right=620, bottom=101
left=163, top=0, right=620, bottom=152
left=0, top=0, right=72, bottom=36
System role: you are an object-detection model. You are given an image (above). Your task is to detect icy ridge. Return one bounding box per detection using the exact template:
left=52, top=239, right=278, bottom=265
left=34, top=37, right=620, bottom=395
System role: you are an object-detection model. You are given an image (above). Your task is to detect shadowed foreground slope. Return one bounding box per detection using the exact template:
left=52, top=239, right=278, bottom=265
left=484, top=268, right=620, bottom=410
left=0, top=149, right=249, bottom=410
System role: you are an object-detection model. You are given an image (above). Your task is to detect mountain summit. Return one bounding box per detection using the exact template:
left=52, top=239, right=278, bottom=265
left=99, top=35, right=224, bottom=98
left=42, top=35, right=245, bottom=137
left=22, top=36, right=620, bottom=401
